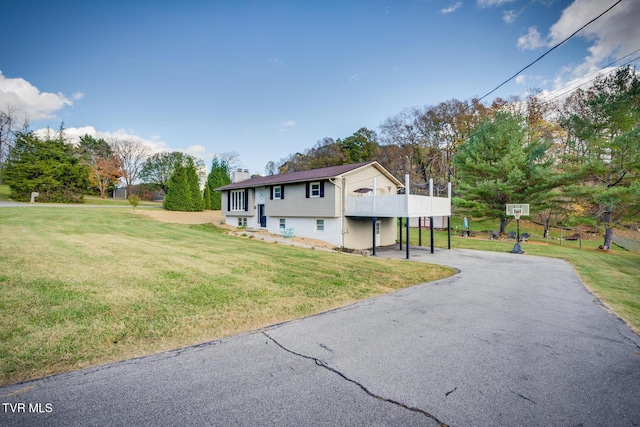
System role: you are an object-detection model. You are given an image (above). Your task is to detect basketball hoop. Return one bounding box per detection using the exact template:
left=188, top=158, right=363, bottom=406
left=506, top=204, right=529, bottom=218
left=513, top=208, right=522, bottom=220
left=506, top=204, right=530, bottom=251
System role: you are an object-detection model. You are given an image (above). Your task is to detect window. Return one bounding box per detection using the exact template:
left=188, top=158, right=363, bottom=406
left=316, top=219, right=324, bottom=232
left=230, top=190, right=246, bottom=211
left=310, top=182, right=321, bottom=197
left=306, top=181, right=324, bottom=198
left=279, top=218, right=286, bottom=230
left=237, top=217, right=247, bottom=227
left=274, top=185, right=282, bottom=199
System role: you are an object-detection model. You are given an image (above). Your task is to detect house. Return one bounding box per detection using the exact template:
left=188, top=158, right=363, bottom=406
left=217, top=161, right=451, bottom=251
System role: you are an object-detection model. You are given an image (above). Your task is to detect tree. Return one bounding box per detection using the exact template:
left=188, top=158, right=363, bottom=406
left=140, top=151, right=190, bottom=194
left=78, top=135, right=122, bottom=198
left=163, top=162, right=190, bottom=211
left=0, top=106, right=30, bottom=177
left=2, top=132, right=89, bottom=203
left=454, top=112, right=555, bottom=233
left=186, top=156, right=204, bottom=211
left=128, top=194, right=140, bottom=215
left=379, top=98, right=498, bottom=195
left=337, top=127, right=380, bottom=163
left=206, top=157, right=231, bottom=210
left=163, top=157, right=204, bottom=211
left=264, top=161, right=277, bottom=176
left=203, top=180, right=212, bottom=210
left=110, top=138, right=151, bottom=194
left=558, top=66, right=640, bottom=249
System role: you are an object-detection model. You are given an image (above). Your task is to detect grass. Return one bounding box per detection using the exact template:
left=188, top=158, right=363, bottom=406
left=408, top=217, right=640, bottom=334
left=0, top=184, right=10, bottom=201
left=0, top=184, right=158, bottom=206
left=82, top=194, right=160, bottom=206
left=0, top=207, right=455, bottom=386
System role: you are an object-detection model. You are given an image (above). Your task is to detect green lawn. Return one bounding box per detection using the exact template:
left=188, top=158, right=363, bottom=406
left=0, top=207, right=454, bottom=385
left=0, top=184, right=10, bottom=201
left=1, top=206, right=638, bottom=386
left=406, top=218, right=640, bottom=335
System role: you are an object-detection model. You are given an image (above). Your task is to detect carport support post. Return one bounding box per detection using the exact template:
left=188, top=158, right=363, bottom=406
left=418, top=217, right=422, bottom=247
left=372, top=216, right=377, bottom=256
left=447, top=182, right=452, bottom=250
left=406, top=217, right=410, bottom=259
left=430, top=216, right=434, bottom=254
left=399, top=218, right=402, bottom=250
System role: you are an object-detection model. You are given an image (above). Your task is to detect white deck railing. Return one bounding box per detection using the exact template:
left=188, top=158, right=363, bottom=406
left=345, top=194, right=451, bottom=218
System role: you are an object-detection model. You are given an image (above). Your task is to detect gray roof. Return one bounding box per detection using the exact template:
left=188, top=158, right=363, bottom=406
left=216, top=161, right=402, bottom=190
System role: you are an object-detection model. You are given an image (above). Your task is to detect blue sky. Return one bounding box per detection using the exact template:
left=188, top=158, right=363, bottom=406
left=1, top=0, right=638, bottom=174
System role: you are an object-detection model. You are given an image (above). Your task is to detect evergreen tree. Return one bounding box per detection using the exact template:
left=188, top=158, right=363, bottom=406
left=163, top=162, right=190, bottom=211
left=140, top=151, right=187, bottom=194
left=206, top=157, right=231, bottom=210
left=2, top=132, right=89, bottom=203
left=186, top=157, right=204, bottom=211
left=559, top=66, right=640, bottom=249
left=454, top=112, right=555, bottom=233
left=203, top=180, right=212, bottom=210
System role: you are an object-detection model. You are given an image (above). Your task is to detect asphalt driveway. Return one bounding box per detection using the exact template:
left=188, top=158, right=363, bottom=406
left=2, top=248, right=639, bottom=426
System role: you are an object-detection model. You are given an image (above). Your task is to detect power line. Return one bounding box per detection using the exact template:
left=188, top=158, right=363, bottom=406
left=539, top=51, right=640, bottom=104
left=478, top=0, right=624, bottom=102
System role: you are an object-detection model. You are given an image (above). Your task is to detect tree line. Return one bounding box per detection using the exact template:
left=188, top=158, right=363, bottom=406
left=0, top=123, right=234, bottom=211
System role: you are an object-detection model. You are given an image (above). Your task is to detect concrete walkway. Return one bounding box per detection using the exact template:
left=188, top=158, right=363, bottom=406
left=1, top=249, right=639, bottom=426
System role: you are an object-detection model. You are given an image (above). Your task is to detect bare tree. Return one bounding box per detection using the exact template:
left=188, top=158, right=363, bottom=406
left=0, top=106, right=30, bottom=175
left=218, top=151, right=242, bottom=174
left=109, top=138, right=151, bottom=195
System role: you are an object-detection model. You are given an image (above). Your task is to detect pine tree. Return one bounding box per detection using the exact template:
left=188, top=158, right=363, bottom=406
left=454, top=112, right=556, bottom=233
left=206, top=157, right=231, bottom=210
left=203, top=181, right=212, bottom=210
left=186, top=157, right=204, bottom=211
left=2, top=133, right=90, bottom=203
left=163, top=162, right=191, bottom=211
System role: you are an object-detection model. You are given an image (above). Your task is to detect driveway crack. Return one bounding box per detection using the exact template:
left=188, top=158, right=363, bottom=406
left=263, top=332, right=448, bottom=427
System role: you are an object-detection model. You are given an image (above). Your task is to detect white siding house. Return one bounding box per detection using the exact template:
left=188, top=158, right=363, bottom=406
left=217, top=162, right=451, bottom=251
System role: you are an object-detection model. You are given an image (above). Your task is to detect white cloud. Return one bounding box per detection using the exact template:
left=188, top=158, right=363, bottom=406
left=186, top=144, right=206, bottom=156
left=72, top=92, right=85, bottom=100
left=516, top=0, right=640, bottom=89
left=517, top=26, right=545, bottom=50
left=0, top=71, right=73, bottom=120
left=514, top=73, right=548, bottom=88
left=277, top=120, right=296, bottom=133
left=539, top=66, right=617, bottom=103
left=440, top=2, right=462, bottom=14
left=503, top=9, right=518, bottom=24
left=34, top=126, right=171, bottom=154
left=477, top=0, right=515, bottom=7
left=546, top=0, right=640, bottom=79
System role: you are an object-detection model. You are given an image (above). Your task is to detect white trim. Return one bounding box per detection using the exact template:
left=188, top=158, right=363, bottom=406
left=310, top=182, right=321, bottom=198
left=230, top=189, right=245, bottom=211
left=273, top=185, right=282, bottom=199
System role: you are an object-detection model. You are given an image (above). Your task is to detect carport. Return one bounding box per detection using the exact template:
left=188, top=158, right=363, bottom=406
left=345, top=175, right=452, bottom=259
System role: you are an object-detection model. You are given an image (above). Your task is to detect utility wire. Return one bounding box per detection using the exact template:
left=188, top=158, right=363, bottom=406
left=539, top=49, right=640, bottom=104
left=478, top=0, right=624, bottom=102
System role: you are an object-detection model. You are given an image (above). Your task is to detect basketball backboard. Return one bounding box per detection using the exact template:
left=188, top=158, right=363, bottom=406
left=506, top=204, right=529, bottom=218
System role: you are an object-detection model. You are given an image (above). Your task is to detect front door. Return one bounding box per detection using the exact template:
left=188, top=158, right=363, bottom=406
left=375, top=220, right=381, bottom=246
left=258, top=204, right=266, bottom=227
